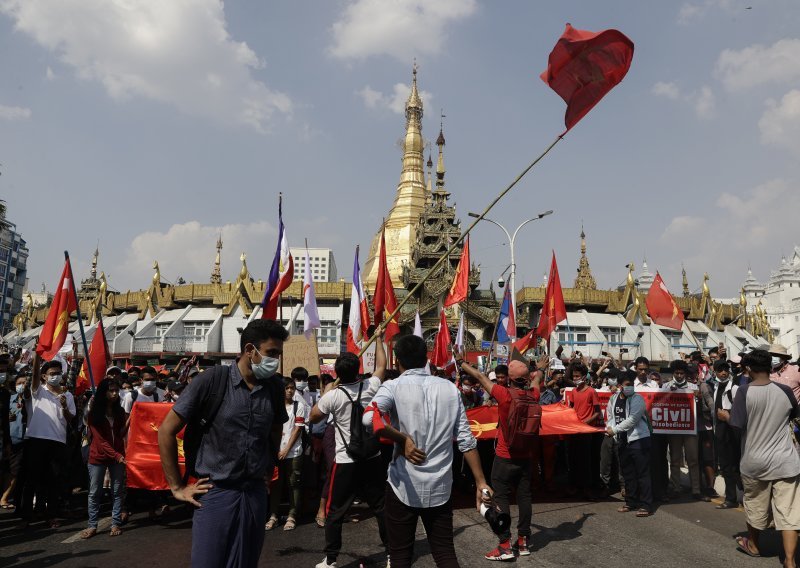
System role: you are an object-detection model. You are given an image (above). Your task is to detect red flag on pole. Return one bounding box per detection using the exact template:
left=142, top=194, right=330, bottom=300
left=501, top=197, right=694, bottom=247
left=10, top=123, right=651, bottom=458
left=373, top=226, right=400, bottom=342
left=77, top=319, right=110, bottom=395
left=541, top=23, right=634, bottom=133
left=431, top=308, right=452, bottom=368
left=535, top=252, right=567, bottom=341
left=37, top=258, right=78, bottom=360
left=444, top=235, right=470, bottom=307
left=646, top=272, right=685, bottom=330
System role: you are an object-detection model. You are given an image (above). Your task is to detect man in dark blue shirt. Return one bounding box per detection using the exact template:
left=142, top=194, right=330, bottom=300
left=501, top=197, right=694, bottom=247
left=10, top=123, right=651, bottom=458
left=159, top=319, right=289, bottom=568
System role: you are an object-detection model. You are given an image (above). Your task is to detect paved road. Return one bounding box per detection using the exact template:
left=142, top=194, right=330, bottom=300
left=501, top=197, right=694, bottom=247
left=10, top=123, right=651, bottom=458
left=0, top=489, right=789, bottom=568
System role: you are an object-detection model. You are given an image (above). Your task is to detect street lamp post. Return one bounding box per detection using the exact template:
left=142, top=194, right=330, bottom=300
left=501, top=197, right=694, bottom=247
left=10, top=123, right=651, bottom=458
left=468, top=210, right=553, bottom=329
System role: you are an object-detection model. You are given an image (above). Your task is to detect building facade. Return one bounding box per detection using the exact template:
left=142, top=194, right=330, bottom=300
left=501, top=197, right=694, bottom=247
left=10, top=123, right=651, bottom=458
left=0, top=208, right=29, bottom=336
left=291, top=248, right=338, bottom=283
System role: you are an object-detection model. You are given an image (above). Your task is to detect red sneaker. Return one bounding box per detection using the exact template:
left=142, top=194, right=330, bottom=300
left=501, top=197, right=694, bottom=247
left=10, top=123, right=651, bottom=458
left=513, top=536, right=531, bottom=556
left=485, top=541, right=514, bottom=561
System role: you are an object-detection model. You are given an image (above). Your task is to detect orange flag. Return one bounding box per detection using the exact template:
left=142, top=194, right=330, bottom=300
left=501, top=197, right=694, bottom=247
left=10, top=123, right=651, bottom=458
left=646, top=272, right=684, bottom=330
left=77, top=319, right=110, bottom=395
left=444, top=235, right=470, bottom=307
left=373, top=226, right=400, bottom=342
left=534, top=252, right=567, bottom=341
left=36, top=258, right=78, bottom=360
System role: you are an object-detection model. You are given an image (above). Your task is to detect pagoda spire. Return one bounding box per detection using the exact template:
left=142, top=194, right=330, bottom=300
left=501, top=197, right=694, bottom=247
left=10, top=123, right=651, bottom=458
left=682, top=264, right=690, bottom=296
left=573, top=225, right=597, bottom=290
left=211, top=233, right=223, bottom=284
left=434, top=112, right=449, bottom=198
left=425, top=145, right=433, bottom=204
left=90, top=245, right=99, bottom=280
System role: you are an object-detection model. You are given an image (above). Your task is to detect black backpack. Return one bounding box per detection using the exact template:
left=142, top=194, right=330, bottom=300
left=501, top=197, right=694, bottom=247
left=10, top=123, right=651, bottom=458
left=333, top=382, right=380, bottom=461
left=182, top=366, right=229, bottom=482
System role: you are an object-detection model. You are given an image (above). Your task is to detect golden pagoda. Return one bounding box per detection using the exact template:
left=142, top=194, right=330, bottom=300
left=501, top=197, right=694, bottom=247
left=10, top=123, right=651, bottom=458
left=363, top=64, right=429, bottom=289
left=573, top=227, right=597, bottom=290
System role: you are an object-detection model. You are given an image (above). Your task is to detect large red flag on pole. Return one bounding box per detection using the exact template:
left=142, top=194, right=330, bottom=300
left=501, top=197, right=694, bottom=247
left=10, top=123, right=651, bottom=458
left=646, top=272, right=685, bottom=330
left=444, top=235, right=470, bottom=307
left=37, top=258, right=78, bottom=360
left=534, top=252, right=567, bottom=342
left=373, top=226, right=400, bottom=343
left=431, top=308, right=452, bottom=368
left=77, top=319, right=110, bottom=396
left=541, top=23, right=634, bottom=133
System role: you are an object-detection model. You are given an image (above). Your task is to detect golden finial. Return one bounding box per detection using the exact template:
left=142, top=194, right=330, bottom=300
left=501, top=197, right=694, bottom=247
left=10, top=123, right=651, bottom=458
left=574, top=226, right=597, bottom=290
left=702, top=272, right=710, bottom=297
left=239, top=252, right=248, bottom=281
left=152, top=261, right=161, bottom=288
left=406, top=60, right=423, bottom=115
left=211, top=233, right=223, bottom=284
left=739, top=286, right=747, bottom=308
left=91, top=245, right=99, bottom=280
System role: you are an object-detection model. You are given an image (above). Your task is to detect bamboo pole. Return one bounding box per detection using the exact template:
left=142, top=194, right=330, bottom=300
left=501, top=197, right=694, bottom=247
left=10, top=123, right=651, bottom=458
left=359, top=134, right=564, bottom=357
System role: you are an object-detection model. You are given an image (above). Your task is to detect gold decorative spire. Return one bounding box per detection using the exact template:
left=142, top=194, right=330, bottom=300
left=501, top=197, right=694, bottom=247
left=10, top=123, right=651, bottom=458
left=573, top=226, right=597, bottom=290
left=434, top=115, right=449, bottom=197
left=701, top=272, right=710, bottom=298
left=364, top=63, right=428, bottom=287
left=91, top=246, right=99, bottom=280
left=152, top=260, right=161, bottom=288
left=425, top=146, right=433, bottom=204
left=682, top=265, right=690, bottom=296
left=211, top=233, right=223, bottom=284
left=239, top=252, right=249, bottom=281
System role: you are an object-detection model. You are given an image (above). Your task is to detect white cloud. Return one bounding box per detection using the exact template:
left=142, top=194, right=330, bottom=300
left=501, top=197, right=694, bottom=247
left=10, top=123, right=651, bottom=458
left=651, top=82, right=715, bottom=119
left=759, top=90, right=800, bottom=155
left=652, top=81, right=680, bottom=100
left=716, top=38, right=800, bottom=92
left=0, top=104, right=31, bottom=120
left=111, top=220, right=277, bottom=290
left=357, top=82, right=433, bottom=114
left=329, top=0, right=477, bottom=61
left=0, top=0, right=291, bottom=132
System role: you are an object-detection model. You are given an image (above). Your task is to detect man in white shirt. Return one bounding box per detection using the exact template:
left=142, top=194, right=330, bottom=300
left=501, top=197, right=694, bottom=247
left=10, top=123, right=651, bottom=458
left=266, top=377, right=309, bottom=531
left=310, top=340, right=387, bottom=568
left=364, top=335, right=492, bottom=568
left=19, top=354, right=76, bottom=527
left=633, top=357, right=659, bottom=390
left=121, top=366, right=165, bottom=413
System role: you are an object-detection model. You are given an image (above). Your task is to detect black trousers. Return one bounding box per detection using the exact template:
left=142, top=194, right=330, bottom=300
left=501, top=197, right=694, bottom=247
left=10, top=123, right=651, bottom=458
left=384, top=483, right=459, bottom=568
left=324, top=457, right=387, bottom=562
left=17, top=438, right=65, bottom=520
left=619, top=437, right=653, bottom=511
left=568, top=434, right=600, bottom=490
left=490, top=456, right=532, bottom=541
left=714, top=421, right=740, bottom=504
left=649, top=434, right=670, bottom=499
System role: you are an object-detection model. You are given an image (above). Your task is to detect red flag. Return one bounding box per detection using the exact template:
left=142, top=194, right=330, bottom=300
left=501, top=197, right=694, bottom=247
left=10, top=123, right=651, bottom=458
left=444, top=236, right=470, bottom=307
left=373, top=227, right=400, bottom=342
left=535, top=252, right=567, bottom=341
left=646, top=272, right=685, bottom=330
left=77, top=319, right=110, bottom=395
left=541, top=23, right=634, bottom=133
left=431, top=308, right=452, bottom=368
left=513, top=328, right=536, bottom=354
left=126, top=402, right=186, bottom=489
left=37, top=258, right=78, bottom=360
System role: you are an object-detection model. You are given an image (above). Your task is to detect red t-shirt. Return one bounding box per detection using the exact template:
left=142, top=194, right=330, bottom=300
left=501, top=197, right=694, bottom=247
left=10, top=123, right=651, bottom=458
left=571, top=386, right=600, bottom=424
left=492, top=384, right=540, bottom=459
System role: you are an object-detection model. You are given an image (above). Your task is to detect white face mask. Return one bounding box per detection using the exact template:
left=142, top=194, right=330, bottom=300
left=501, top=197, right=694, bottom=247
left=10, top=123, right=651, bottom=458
left=47, top=374, right=63, bottom=387
left=251, top=350, right=279, bottom=379
left=142, top=380, right=157, bottom=393
left=16, top=384, right=25, bottom=394
left=0, top=373, right=6, bottom=384
left=295, top=380, right=308, bottom=391
left=772, top=356, right=783, bottom=370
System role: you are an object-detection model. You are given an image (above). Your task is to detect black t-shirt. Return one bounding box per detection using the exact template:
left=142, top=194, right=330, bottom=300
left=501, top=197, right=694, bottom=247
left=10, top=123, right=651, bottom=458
left=614, top=395, right=627, bottom=443
left=715, top=383, right=726, bottom=411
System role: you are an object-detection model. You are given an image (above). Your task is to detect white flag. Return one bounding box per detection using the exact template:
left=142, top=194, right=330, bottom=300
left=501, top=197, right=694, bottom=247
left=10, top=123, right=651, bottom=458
left=303, top=249, right=320, bottom=339
left=413, top=310, right=423, bottom=338
left=454, top=312, right=465, bottom=351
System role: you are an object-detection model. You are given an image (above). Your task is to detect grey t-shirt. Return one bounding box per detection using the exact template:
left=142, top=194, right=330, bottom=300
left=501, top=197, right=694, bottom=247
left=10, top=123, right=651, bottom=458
left=729, top=381, right=800, bottom=480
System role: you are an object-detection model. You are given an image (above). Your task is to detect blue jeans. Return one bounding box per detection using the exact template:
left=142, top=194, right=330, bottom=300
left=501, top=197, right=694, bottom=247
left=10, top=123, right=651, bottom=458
left=88, top=462, right=126, bottom=529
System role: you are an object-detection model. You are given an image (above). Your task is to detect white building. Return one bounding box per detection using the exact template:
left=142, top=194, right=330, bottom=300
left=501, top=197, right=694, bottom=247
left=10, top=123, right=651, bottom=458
left=291, top=248, right=338, bottom=283
left=0, top=212, right=29, bottom=335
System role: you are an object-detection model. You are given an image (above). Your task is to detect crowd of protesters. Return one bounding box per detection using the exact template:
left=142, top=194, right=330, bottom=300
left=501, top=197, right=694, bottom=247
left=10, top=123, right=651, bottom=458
left=1, top=328, right=799, bottom=568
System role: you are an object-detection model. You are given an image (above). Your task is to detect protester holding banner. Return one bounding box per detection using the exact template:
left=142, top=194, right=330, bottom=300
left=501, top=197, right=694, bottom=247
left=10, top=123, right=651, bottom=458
left=566, top=364, right=602, bottom=500
left=158, top=319, right=289, bottom=568
left=730, top=349, right=800, bottom=561
left=605, top=372, right=652, bottom=516
left=81, top=378, right=127, bottom=539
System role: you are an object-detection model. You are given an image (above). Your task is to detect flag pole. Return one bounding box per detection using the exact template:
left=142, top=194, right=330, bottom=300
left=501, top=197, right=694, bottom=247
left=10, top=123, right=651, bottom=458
left=65, top=251, right=96, bottom=392
left=359, top=134, right=564, bottom=357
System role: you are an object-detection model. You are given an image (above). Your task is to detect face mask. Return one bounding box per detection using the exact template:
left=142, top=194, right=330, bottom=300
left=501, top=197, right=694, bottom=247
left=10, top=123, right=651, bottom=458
left=252, top=350, right=279, bottom=379
left=772, top=357, right=783, bottom=369
left=142, top=380, right=157, bottom=393
left=607, top=379, right=618, bottom=387
left=462, top=386, right=474, bottom=393
left=675, top=377, right=687, bottom=386
left=574, top=378, right=585, bottom=387
left=717, top=375, right=730, bottom=383
left=295, top=381, right=308, bottom=391
left=47, top=375, right=63, bottom=387
left=0, top=373, right=6, bottom=384
left=16, top=384, right=25, bottom=394
left=622, top=385, right=635, bottom=397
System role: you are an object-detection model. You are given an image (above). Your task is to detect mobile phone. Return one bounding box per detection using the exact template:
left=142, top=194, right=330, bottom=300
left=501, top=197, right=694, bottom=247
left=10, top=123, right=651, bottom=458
left=620, top=348, right=629, bottom=354
left=601, top=351, right=609, bottom=356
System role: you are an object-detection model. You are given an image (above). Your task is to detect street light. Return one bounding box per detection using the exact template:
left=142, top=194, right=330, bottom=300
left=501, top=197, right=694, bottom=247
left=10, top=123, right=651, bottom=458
left=468, top=210, right=554, bottom=321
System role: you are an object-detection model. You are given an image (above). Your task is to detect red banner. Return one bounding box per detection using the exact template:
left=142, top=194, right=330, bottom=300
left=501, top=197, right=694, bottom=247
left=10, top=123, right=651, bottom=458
left=565, top=388, right=696, bottom=435
left=126, top=402, right=185, bottom=490
left=466, top=403, right=603, bottom=439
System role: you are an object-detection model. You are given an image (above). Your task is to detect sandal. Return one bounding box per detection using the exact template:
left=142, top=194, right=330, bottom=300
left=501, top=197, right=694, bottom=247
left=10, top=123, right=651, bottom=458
left=80, top=528, right=97, bottom=540
left=715, top=502, right=737, bottom=509
left=735, top=536, right=760, bottom=557
left=283, top=517, right=296, bottom=531
left=110, top=525, right=122, bottom=536
left=315, top=516, right=326, bottom=528
left=617, top=505, right=632, bottom=513
left=635, top=509, right=651, bottom=517
left=265, top=516, right=278, bottom=531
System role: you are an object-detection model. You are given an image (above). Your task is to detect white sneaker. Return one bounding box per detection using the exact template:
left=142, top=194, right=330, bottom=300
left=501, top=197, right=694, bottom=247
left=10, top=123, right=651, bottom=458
left=386, top=557, right=391, bottom=568
left=315, top=558, right=337, bottom=568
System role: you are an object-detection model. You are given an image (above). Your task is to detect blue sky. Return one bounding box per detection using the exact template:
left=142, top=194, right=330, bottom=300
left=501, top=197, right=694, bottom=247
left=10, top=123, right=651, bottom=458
left=1, top=0, right=798, bottom=299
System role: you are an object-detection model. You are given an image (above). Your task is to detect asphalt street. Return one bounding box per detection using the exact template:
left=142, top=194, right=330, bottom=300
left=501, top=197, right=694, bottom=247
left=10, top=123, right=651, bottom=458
left=0, top=488, right=789, bottom=568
